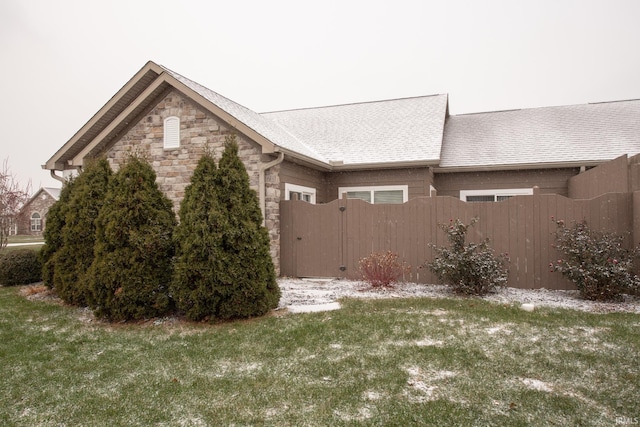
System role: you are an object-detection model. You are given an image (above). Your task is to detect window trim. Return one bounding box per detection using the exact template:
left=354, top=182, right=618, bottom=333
left=163, top=116, right=180, bottom=149
left=284, top=183, right=316, bottom=204
left=338, top=185, right=408, bottom=204
left=460, top=188, right=533, bottom=202
left=30, top=212, right=42, bottom=232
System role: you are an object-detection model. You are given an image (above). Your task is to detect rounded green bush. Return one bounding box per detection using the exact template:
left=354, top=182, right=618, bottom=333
left=0, top=249, right=42, bottom=286
left=428, top=218, right=509, bottom=296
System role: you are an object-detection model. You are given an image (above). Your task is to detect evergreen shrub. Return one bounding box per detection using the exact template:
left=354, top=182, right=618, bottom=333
left=172, top=152, right=227, bottom=321
left=428, top=218, right=509, bottom=296
left=40, top=178, right=75, bottom=288
left=210, top=135, right=280, bottom=320
left=0, top=249, right=42, bottom=286
left=54, top=159, right=112, bottom=306
left=551, top=219, right=640, bottom=301
left=89, top=155, right=176, bottom=321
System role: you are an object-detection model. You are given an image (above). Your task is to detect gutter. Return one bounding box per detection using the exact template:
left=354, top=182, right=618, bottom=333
left=259, top=151, right=285, bottom=227
left=432, top=161, right=600, bottom=173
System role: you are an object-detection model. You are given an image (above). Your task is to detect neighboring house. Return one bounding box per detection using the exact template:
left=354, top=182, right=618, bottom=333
left=43, top=60, right=640, bottom=272
left=16, top=187, right=60, bottom=236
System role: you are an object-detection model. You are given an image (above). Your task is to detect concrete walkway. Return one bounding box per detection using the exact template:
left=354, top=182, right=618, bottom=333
left=5, top=242, right=44, bottom=247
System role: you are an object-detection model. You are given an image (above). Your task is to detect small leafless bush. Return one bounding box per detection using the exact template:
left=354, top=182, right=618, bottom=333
left=359, top=251, right=411, bottom=288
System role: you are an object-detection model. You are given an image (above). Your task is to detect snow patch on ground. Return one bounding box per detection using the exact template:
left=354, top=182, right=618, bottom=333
left=521, top=378, right=553, bottom=392
left=278, top=278, right=640, bottom=314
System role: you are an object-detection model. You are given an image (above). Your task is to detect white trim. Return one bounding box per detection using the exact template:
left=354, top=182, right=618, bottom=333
left=30, top=212, right=42, bottom=232
left=163, top=116, right=180, bottom=149
left=460, top=188, right=533, bottom=202
left=338, top=185, right=408, bottom=204
left=285, top=183, right=316, bottom=204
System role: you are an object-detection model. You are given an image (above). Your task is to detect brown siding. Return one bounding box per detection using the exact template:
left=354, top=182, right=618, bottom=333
left=325, top=167, right=433, bottom=201
left=434, top=168, right=579, bottom=198
left=279, top=162, right=328, bottom=203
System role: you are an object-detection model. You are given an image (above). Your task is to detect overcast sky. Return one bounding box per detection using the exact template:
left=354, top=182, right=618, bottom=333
left=2, top=0, right=639, bottom=191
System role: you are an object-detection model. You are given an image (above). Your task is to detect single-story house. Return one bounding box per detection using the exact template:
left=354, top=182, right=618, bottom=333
left=44, top=60, right=640, bottom=272
left=16, top=187, right=61, bottom=236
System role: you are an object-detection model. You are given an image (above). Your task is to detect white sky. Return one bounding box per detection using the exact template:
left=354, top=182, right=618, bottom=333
left=2, top=0, right=639, bottom=191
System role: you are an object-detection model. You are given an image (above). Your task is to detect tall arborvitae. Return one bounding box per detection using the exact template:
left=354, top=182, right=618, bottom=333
left=213, top=134, right=280, bottom=319
left=171, top=152, right=227, bottom=321
left=54, top=159, right=112, bottom=306
left=88, top=154, right=176, bottom=321
left=41, top=178, right=75, bottom=288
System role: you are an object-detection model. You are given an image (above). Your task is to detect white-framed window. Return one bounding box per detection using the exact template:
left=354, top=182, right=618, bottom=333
left=460, top=188, right=533, bottom=202
left=163, top=116, right=180, bottom=149
left=285, top=183, right=316, bottom=204
left=31, top=212, right=41, bottom=232
left=338, top=185, right=408, bottom=204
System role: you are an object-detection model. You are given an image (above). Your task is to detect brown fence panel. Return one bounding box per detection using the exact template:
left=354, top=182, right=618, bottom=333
left=280, top=192, right=634, bottom=290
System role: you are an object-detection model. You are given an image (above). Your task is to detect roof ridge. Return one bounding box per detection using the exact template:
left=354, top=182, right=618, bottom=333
left=262, top=94, right=448, bottom=115
left=452, top=98, right=640, bottom=117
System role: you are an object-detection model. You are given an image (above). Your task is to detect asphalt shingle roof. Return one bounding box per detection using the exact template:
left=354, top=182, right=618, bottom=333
left=162, top=63, right=639, bottom=170
left=161, top=66, right=328, bottom=163
left=263, top=95, right=448, bottom=166
left=440, top=100, right=640, bottom=169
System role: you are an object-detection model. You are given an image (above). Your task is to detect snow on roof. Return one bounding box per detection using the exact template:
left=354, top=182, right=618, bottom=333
left=440, top=100, right=640, bottom=169
left=263, top=95, right=449, bottom=166
left=43, top=187, right=61, bottom=201
left=160, top=66, right=328, bottom=164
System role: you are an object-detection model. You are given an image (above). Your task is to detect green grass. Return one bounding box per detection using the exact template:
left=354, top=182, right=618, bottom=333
left=1, top=286, right=638, bottom=426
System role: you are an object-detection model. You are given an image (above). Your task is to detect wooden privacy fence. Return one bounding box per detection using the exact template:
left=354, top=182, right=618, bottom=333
left=280, top=192, right=638, bottom=290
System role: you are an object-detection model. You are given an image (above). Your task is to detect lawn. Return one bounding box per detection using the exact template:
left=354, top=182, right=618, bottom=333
left=1, top=285, right=638, bottom=426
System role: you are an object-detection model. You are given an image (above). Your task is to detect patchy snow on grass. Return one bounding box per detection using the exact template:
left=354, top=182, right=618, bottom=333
left=485, top=323, right=515, bottom=335
left=414, top=337, right=445, bottom=347
left=404, top=366, right=458, bottom=403
left=521, top=378, right=553, bottom=392
left=287, top=302, right=341, bottom=313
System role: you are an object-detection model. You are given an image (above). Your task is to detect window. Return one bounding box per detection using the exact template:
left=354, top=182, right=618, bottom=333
left=31, top=213, right=41, bottom=232
left=285, top=183, right=316, bottom=204
left=163, top=116, right=180, bottom=149
left=338, top=185, right=408, bottom=204
left=460, top=188, right=533, bottom=202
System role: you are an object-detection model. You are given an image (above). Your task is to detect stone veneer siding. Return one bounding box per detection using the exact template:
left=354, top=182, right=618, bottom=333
left=17, top=191, right=57, bottom=236
left=104, top=90, right=282, bottom=272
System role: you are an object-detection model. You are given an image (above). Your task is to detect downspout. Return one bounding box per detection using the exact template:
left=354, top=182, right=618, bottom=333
left=259, top=151, right=285, bottom=226
left=50, top=169, right=66, bottom=184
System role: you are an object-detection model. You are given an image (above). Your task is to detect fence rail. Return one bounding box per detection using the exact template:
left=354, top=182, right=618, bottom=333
left=280, top=193, right=635, bottom=290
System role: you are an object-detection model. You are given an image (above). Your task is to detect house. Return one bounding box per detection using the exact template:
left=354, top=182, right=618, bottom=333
left=43, top=61, right=640, bottom=273
left=16, top=187, right=61, bottom=236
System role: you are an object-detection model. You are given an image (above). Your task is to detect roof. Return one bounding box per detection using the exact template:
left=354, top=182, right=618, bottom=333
left=44, top=60, right=448, bottom=172
left=43, top=187, right=61, bottom=200
left=263, top=95, right=448, bottom=167
left=440, top=100, right=640, bottom=170
left=160, top=66, right=328, bottom=164
left=44, top=60, right=640, bottom=174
